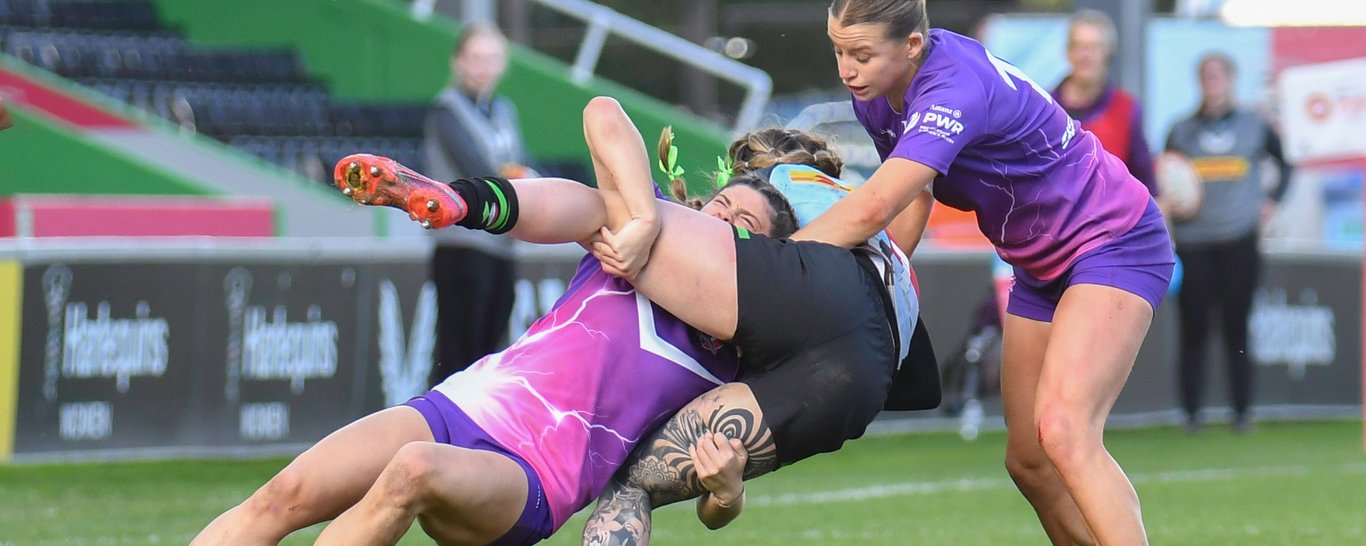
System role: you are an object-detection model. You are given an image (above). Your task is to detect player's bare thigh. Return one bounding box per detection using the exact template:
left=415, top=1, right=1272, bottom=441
left=263, top=406, right=434, bottom=520
left=407, top=444, right=532, bottom=545
left=1038, top=283, right=1152, bottom=425
left=315, top=442, right=530, bottom=546
left=191, top=406, right=433, bottom=545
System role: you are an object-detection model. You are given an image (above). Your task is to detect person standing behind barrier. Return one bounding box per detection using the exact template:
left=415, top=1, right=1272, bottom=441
left=1051, top=9, right=1156, bottom=195
left=1164, top=52, right=1292, bottom=435
left=424, top=23, right=534, bottom=387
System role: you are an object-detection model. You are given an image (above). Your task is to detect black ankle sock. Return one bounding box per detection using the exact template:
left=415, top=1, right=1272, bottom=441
left=448, top=176, right=519, bottom=234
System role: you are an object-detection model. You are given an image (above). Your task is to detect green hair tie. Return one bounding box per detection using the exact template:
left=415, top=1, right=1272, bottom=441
left=657, top=141, right=685, bottom=181
left=714, top=156, right=734, bottom=188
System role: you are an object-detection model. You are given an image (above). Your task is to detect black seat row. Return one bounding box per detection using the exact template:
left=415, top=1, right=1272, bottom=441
left=329, top=103, right=429, bottom=140
left=3, top=28, right=305, bottom=83
left=82, top=79, right=430, bottom=141
left=79, top=79, right=330, bottom=136
left=0, top=0, right=160, bottom=32
left=230, top=135, right=426, bottom=186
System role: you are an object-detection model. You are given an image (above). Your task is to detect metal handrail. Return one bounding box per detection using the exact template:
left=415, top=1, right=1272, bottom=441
left=410, top=0, right=772, bottom=134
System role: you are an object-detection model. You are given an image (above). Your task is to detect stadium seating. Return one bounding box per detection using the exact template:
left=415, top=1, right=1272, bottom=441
left=0, top=0, right=428, bottom=185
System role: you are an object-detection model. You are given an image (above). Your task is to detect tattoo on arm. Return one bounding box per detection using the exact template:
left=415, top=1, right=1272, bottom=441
left=627, top=389, right=779, bottom=506
left=583, top=482, right=651, bottom=546
left=582, top=385, right=779, bottom=546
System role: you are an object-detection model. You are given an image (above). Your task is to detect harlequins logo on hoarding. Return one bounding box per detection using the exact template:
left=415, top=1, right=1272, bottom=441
left=376, top=279, right=437, bottom=406
left=224, top=267, right=339, bottom=402
left=41, top=265, right=170, bottom=401
left=1249, top=287, right=1336, bottom=379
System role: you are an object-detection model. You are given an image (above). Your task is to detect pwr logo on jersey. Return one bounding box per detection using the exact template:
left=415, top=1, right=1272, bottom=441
left=909, top=104, right=967, bottom=143
left=923, top=105, right=966, bottom=134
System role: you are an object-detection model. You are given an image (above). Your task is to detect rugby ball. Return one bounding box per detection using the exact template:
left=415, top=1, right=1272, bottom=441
left=1155, top=151, right=1203, bottom=220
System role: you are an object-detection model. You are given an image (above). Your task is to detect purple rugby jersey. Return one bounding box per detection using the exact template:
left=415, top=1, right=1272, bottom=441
left=432, top=248, right=738, bottom=530
left=853, top=29, right=1152, bottom=281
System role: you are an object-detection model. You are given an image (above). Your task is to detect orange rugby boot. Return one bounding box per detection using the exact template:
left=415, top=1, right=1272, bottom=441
left=334, top=153, right=468, bottom=229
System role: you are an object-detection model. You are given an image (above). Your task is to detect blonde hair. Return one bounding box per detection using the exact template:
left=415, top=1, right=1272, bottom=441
left=728, top=128, right=843, bottom=179
left=1068, top=9, right=1117, bottom=57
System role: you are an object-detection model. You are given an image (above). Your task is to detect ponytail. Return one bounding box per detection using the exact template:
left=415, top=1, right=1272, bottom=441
left=657, top=126, right=707, bottom=209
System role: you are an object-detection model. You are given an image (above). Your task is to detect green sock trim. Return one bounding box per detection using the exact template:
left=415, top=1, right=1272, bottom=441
left=486, top=178, right=511, bottom=232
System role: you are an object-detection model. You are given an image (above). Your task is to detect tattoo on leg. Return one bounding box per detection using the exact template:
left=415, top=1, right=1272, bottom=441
left=582, top=480, right=651, bottom=546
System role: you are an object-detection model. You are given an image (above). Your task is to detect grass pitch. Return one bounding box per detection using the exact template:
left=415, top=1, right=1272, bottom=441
left=2, top=420, right=1362, bottom=545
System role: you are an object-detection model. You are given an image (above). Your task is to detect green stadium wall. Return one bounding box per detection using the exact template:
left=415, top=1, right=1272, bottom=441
left=149, top=0, right=731, bottom=192
left=0, top=108, right=211, bottom=197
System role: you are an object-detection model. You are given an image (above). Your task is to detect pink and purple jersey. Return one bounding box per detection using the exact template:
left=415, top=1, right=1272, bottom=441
left=432, top=255, right=738, bottom=529
left=853, top=29, right=1152, bottom=281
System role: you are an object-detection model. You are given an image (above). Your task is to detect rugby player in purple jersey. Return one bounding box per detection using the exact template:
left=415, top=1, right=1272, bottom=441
left=800, top=1, right=1174, bottom=544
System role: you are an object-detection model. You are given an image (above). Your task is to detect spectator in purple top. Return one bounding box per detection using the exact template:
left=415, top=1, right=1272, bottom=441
left=1052, top=9, right=1156, bottom=194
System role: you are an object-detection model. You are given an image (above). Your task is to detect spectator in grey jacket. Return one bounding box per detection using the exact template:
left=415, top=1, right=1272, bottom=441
left=423, top=22, right=534, bottom=387
left=1163, top=52, right=1293, bottom=434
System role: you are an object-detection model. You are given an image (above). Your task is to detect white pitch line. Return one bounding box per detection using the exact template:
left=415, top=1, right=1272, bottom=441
left=748, top=477, right=1005, bottom=507
left=744, top=462, right=1366, bottom=508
